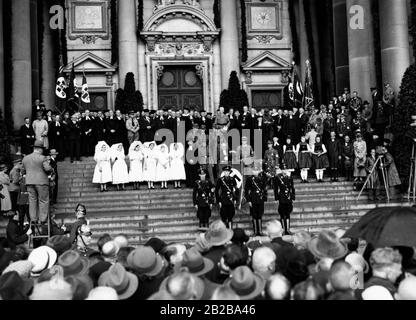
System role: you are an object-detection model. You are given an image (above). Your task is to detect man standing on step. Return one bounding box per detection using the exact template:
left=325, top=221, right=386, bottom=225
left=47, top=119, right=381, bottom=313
left=244, top=162, right=268, bottom=236
left=215, top=166, right=237, bottom=229
left=193, top=169, right=215, bottom=230
left=327, top=131, right=342, bottom=182
left=273, top=167, right=296, bottom=235
left=22, top=140, right=53, bottom=225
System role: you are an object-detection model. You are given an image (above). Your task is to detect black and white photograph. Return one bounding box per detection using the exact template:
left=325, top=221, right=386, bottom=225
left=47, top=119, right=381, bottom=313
left=1, top=0, right=416, bottom=304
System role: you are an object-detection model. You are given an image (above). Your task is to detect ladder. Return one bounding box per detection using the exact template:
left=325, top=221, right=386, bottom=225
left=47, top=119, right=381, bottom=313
left=408, top=143, right=416, bottom=202
left=28, top=215, right=51, bottom=249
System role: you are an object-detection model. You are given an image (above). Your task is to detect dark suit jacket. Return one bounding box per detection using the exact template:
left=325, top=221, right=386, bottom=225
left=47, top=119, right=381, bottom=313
left=67, top=121, right=82, bottom=140
left=22, top=152, right=52, bottom=185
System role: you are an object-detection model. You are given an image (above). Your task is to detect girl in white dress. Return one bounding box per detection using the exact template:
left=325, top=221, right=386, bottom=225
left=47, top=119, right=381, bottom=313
left=169, top=143, right=186, bottom=188
left=110, top=143, right=129, bottom=191
left=156, top=144, right=171, bottom=189
left=92, top=141, right=112, bottom=192
left=128, top=141, right=144, bottom=190
left=143, top=142, right=157, bottom=189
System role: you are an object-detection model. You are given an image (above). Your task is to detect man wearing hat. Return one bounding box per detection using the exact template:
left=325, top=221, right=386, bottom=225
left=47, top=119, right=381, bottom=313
left=139, top=109, right=154, bottom=143
left=244, top=162, right=268, bottom=236
left=273, top=167, right=295, bottom=235
left=193, top=169, right=215, bottom=230
left=22, top=140, right=53, bottom=224
left=215, top=166, right=237, bottom=229
left=126, top=110, right=140, bottom=145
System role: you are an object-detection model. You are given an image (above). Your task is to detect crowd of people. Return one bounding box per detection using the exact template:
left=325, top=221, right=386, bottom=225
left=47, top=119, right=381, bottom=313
left=0, top=211, right=415, bottom=300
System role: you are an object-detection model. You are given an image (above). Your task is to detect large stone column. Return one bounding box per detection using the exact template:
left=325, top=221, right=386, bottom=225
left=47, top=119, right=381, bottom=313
left=41, top=1, right=55, bottom=109
left=213, top=40, right=222, bottom=113
left=30, top=0, right=40, bottom=101
left=379, top=0, right=410, bottom=95
left=0, top=0, right=5, bottom=117
left=220, top=0, right=240, bottom=89
left=118, top=0, right=138, bottom=89
left=11, top=0, right=32, bottom=129
left=333, top=0, right=350, bottom=95
left=346, top=0, right=376, bottom=103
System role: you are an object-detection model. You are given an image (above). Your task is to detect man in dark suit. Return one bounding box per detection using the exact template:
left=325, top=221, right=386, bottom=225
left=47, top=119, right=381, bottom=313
left=105, top=110, right=120, bottom=146
left=20, top=117, right=35, bottom=156
left=22, top=140, right=53, bottom=224
left=181, top=107, right=194, bottom=136
left=273, top=169, right=296, bottom=235
left=48, top=114, right=65, bottom=160
left=327, top=131, right=342, bottom=182
left=67, top=114, right=82, bottom=162
left=94, top=111, right=107, bottom=143
left=80, top=110, right=95, bottom=157
left=139, top=109, right=153, bottom=143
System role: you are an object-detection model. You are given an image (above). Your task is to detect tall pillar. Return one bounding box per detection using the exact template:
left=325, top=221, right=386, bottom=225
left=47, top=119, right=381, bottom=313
left=213, top=40, right=222, bottom=113
left=41, top=1, right=55, bottom=109
left=11, top=0, right=32, bottom=129
left=379, top=0, right=410, bottom=95
left=297, top=0, right=309, bottom=79
left=346, top=0, right=376, bottom=103
left=30, top=0, right=40, bottom=101
left=0, top=0, right=5, bottom=116
left=118, top=0, right=138, bottom=89
left=333, top=0, right=350, bottom=95
left=220, top=0, right=240, bottom=89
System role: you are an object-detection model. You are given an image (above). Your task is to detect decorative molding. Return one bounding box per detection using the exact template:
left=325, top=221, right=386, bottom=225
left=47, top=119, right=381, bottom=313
left=156, top=65, right=165, bottom=80
left=105, top=72, right=113, bottom=86
left=195, top=64, right=205, bottom=80
left=155, top=42, right=205, bottom=56
left=246, top=1, right=283, bottom=40
left=252, top=35, right=274, bottom=44
left=67, top=0, right=110, bottom=42
left=281, top=71, right=290, bottom=84
left=154, top=0, right=204, bottom=13
left=245, top=71, right=253, bottom=84
left=242, top=51, right=291, bottom=72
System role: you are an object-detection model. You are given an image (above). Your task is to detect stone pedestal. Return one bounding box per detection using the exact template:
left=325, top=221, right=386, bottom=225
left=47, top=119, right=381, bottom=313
left=41, top=2, right=55, bottom=109
left=379, top=0, right=410, bottom=95
left=11, top=0, right=32, bottom=129
left=220, top=0, right=240, bottom=89
left=333, top=0, right=350, bottom=95
left=118, top=0, right=138, bottom=89
left=346, top=0, right=376, bottom=103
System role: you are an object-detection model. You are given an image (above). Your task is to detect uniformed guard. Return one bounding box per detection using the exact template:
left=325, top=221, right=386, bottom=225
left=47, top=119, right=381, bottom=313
left=215, top=166, right=237, bottom=229
left=193, top=168, right=215, bottom=230
left=244, top=162, right=269, bottom=236
left=273, top=167, right=296, bottom=235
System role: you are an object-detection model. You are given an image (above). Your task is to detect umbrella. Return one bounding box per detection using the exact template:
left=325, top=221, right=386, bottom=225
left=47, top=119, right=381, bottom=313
left=344, top=206, right=416, bottom=248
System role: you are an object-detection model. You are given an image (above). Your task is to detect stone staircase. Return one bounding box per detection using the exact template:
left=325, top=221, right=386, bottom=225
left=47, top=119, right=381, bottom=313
left=0, top=158, right=411, bottom=246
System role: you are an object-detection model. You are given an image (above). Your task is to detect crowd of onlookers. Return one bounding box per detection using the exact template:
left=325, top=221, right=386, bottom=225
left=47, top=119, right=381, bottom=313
left=0, top=210, right=415, bottom=300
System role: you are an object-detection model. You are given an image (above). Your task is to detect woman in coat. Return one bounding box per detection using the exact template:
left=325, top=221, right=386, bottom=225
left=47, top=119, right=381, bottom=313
left=0, top=164, right=12, bottom=214
left=110, top=143, right=129, bottom=191
left=143, top=142, right=158, bottom=189
left=156, top=144, right=171, bottom=189
left=128, top=141, right=144, bottom=190
left=92, top=141, right=112, bottom=192
left=169, top=143, right=186, bottom=189
left=353, top=133, right=367, bottom=182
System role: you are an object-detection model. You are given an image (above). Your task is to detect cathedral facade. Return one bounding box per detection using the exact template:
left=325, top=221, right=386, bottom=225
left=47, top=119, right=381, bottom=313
left=0, top=0, right=414, bottom=130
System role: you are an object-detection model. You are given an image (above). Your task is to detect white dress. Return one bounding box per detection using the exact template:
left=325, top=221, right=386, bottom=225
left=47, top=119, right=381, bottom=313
left=129, top=150, right=144, bottom=183
left=156, top=149, right=171, bottom=182
left=92, top=152, right=112, bottom=184
left=169, top=145, right=186, bottom=181
left=142, top=148, right=157, bottom=182
left=111, top=151, right=130, bottom=184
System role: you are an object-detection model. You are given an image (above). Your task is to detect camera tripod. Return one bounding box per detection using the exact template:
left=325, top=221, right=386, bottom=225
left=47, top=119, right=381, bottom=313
left=407, top=142, right=416, bottom=202
left=357, top=155, right=390, bottom=203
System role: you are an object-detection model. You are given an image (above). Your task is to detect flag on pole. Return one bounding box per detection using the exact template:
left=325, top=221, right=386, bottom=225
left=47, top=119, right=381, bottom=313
left=293, top=66, right=303, bottom=109
left=55, top=56, right=67, bottom=112
left=303, top=59, right=314, bottom=113
left=81, top=71, right=91, bottom=109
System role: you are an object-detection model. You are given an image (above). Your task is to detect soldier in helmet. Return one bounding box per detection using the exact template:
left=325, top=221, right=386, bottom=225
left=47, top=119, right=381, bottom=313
left=193, top=168, right=215, bottom=230
left=215, top=166, right=237, bottom=229
left=244, top=161, right=269, bottom=236
left=273, top=166, right=296, bottom=235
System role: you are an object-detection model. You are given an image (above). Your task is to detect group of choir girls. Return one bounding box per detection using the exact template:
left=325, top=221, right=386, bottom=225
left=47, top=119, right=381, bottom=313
left=92, top=141, right=186, bottom=191
left=280, top=135, right=329, bottom=183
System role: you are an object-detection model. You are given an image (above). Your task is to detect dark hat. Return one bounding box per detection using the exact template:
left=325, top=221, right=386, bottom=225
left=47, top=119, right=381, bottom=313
left=231, top=228, right=250, bottom=244
left=145, top=238, right=167, bottom=254
left=143, top=109, right=149, bottom=113
left=307, top=230, right=348, bottom=260
left=75, top=203, right=87, bottom=215
left=127, top=246, right=165, bottom=277
left=180, top=247, right=214, bottom=276
left=207, top=112, right=212, bottom=115
left=383, top=138, right=391, bottom=144
left=65, top=274, right=94, bottom=300
left=0, top=271, right=34, bottom=300
left=12, top=155, right=23, bottom=164
left=46, top=235, right=72, bottom=257
left=0, top=164, right=7, bottom=172
left=129, top=110, right=135, bottom=114
left=150, top=110, right=156, bottom=115
left=222, top=165, right=232, bottom=172
left=88, top=261, right=112, bottom=287
left=57, top=250, right=90, bottom=277
left=267, top=140, right=273, bottom=145
left=33, top=140, right=45, bottom=149
left=363, top=100, right=370, bottom=105
left=198, top=168, right=207, bottom=176
left=49, top=149, right=59, bottom=156
left=224, top=266, right=266, bottom=300
left=183, top=107, right=190, bottom=111
left=98, top=263, right=139, bottom=300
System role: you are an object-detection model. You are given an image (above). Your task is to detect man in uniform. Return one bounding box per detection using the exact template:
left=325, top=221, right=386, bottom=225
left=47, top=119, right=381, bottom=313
left=244, top=162, right=268, bottom=236
left=193, top=169, right=215, bottom=230
left=273, top=167, right=296, bottom=235
left=215, top=166, right=237, bottom=229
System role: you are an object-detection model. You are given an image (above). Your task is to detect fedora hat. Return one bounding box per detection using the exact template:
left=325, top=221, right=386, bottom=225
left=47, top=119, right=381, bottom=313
left=127, top=246, right=165, bottom=277
left=307, top=230, right=348, bottom=260
left=28, top=246, right=58, bottom=277
left=98, top=263, right=138, bottom=300
left=204, top=220, right=234, bottom=247
left=159, top=271, right=205, bottom=300
left=46, top=235, right=72, bottom=257
left=0, top=271, right=34, bottom=300
left=49, top=149, right=59, bottom=156
left=65, top=274, right=94, bottom=300
left=224, top=266, right=265, bottom=300
left=57, top=250, right=90, bottom=277
left=181, top=247, right=214, bottom=276
left=12, top=156, right=23, bottom=165
left=33, top=140, right=45, bottom=149
left=102, top=241, right=120, bottom=259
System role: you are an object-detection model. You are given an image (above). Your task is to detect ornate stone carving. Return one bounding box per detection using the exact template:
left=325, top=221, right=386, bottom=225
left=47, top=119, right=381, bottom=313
left=154, top=0, right=203, bottom=12
left=105, top=72, right=113, bottom=86
left=253, top=35, right=274, bottom=44
left=80, top=35, right=97, bottom=44
left=155, top=43, right=205, bottom=56
left=245, top=71, right=253, bottom=85
left=195, top=64, right=205, bottom=80
left=281, top=71, right=289, bottom=84
left=156, top=65, right=165, bottom=80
